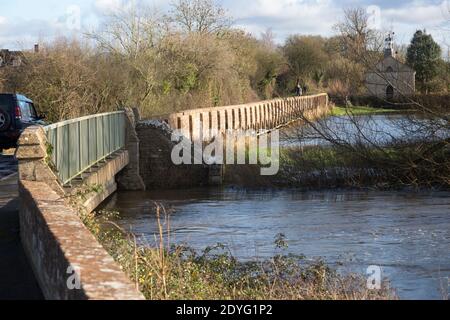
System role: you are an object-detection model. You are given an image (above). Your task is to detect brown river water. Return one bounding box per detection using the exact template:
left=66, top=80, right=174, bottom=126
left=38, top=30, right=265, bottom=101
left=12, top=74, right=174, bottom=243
left=101, top=188, right=450, bottom=300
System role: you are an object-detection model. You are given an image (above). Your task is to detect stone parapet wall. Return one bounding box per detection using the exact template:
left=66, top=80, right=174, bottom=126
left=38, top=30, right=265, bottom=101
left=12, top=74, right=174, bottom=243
left=167, top=94, right=329, bottom=141
left=16, top=126, right=65, bottom=196
left=19, top=180, right=144, bottom=300
left=136, top=121, right=208, bottom=190
left=16, top=124, right=144, bottom=300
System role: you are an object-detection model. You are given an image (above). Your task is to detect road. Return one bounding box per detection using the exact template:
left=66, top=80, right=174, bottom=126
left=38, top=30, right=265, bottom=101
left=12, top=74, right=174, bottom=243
left=0, top=154, right=43, bottom=300
left=0, top=154, right=17, bottom=180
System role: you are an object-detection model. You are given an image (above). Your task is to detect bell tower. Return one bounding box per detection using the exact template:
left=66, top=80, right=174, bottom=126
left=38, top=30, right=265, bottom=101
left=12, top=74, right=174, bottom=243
left=384, top=32, right=396, bottom=58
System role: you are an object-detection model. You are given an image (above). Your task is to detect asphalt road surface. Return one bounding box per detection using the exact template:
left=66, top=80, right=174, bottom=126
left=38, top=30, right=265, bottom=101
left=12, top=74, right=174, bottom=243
left=0, top=154, right=17, bottom=180
left=0, top=154, right=43, bottom=300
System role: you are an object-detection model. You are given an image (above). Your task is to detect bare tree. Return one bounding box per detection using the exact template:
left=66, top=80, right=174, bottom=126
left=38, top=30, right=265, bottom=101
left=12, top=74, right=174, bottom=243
left=87, top=3, right=160, bottom=58
left=86, top=4, right=163, bottom=110
left=260, top=28, right=276, bottom=50
left=169, top=0, right=232, bottom=34
left=334, top=7, right=383, bottom=62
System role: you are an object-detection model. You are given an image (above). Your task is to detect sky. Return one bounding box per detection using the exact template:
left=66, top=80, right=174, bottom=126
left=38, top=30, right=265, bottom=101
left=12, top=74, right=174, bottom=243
left=0, top=0, right=449, bottom=54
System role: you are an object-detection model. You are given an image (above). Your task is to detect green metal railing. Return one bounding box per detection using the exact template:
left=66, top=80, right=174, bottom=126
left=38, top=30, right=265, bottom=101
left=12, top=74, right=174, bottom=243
left=44, top=111, right=126, bottom=185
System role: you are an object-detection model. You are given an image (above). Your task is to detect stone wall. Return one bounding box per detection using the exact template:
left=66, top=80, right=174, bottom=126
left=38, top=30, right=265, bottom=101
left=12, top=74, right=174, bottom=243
left=116, top=108, right=146, bottom=191
left=16, top=126, right=65, bottom=196
left=136, top=121, right=208, bottom=189
left=167, top=94, right=329, bottom=142
left=69, top=150, right=129, bottom=213
left=16, top=125, right=144, bottom=300
left=19, top=180, right=144, bottom=300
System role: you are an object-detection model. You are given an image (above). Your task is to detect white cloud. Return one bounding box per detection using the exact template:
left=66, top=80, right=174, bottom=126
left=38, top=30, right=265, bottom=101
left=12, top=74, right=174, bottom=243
left=442, top=0, right=450, bottom=20
left=376, top=1, right=450, bottom=49
left=227, top=0, right=339, bottom=42
left=1, top=0, right=449, bottom=50
left=229, top=0, right=334, bottom=20
left=93, top=0, right=168, bottom=16
left=225, top=0, right=450, bottom=47
left=382, top=2, right=447, bottom=25
left=0, top=15, right=83, bottom=50
left=94, top=0, right=123, bottom=13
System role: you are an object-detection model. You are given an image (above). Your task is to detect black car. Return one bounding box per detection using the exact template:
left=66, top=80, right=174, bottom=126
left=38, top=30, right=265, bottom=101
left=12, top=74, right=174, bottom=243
left=0, top=93, right=45, bottom=152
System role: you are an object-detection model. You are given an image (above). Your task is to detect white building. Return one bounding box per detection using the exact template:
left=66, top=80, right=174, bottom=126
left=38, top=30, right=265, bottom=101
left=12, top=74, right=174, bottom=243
left=365, top=33, right=416, bottom=99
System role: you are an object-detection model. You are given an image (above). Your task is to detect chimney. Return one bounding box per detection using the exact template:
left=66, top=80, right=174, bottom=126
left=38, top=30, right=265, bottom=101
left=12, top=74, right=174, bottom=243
left=34, top=44, right=39, bottom=53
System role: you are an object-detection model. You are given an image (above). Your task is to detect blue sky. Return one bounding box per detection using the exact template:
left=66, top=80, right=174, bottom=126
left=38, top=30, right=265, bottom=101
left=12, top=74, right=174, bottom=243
left=1, top=0, right=449, bottom=53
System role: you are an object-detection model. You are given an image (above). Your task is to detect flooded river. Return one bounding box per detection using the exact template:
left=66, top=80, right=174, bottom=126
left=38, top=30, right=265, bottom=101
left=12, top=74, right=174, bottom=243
left=101, top=114, right=449, bottom=299
left=101, top=188, right=450, bottom=300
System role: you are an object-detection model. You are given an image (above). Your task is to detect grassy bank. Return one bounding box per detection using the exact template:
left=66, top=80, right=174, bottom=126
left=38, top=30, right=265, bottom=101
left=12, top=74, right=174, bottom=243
left=331, top=105, right=400, bottom=116
left=82, top=209, right=395, bottom=300
left=281, top=142, right=449, bottom=189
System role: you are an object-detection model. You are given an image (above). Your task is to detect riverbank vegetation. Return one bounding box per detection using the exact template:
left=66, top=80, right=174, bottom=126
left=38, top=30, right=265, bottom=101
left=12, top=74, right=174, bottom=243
left=226, top=104, right=449, bottom=189
left=0, top=1, right=448, bottom=122
left=277, top=143, right=450, bottom=190
left=224, top=141, right=449, bottom=190
left=81, top=208, right=395, bottom=300
left=331, top=106, right=399, bottom=116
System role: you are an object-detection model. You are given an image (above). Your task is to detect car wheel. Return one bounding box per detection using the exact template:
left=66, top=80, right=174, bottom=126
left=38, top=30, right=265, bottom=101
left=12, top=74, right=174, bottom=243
left=0, top=109, right=11, bottom=132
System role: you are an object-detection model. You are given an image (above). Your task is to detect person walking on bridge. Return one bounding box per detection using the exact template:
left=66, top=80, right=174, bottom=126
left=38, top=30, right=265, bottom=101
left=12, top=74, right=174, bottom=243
left=295, top=79, right=303, bottom=97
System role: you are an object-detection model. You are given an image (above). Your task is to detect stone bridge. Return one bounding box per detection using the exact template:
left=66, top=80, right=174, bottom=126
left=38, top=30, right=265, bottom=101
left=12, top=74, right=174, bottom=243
left=166, top=93, right=329, bottom=141
left=10, top=93, right=330, bottom=300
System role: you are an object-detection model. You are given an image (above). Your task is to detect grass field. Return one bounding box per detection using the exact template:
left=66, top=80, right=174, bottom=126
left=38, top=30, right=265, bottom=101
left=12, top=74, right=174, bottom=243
left=331, top=106, right=400, bottom=116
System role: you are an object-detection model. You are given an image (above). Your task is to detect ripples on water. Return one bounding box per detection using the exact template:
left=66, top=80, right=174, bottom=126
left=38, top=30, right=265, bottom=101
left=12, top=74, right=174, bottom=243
left=101, top=188, right=450, bottom=300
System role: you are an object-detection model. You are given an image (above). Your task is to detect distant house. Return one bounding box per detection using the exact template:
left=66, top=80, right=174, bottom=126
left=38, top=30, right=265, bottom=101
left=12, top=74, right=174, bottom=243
left=365, top=33, right=416, bottom=99
left=0, top=49, right=25, bottom=68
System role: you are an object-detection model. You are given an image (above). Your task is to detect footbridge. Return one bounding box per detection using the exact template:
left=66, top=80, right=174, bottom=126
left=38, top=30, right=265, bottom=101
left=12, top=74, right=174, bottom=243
left=15, top=93, right=329, bottom=300
left=167, top=93, right=329, bottom=141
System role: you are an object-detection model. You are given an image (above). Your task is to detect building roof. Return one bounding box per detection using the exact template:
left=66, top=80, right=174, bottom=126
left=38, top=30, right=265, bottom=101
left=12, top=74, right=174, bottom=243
left=0, top=49, right=24, bottom=67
